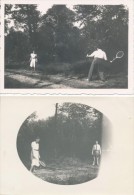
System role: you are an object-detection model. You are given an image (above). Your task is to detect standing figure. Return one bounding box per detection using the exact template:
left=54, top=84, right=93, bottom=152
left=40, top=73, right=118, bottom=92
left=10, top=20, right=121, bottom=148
left=87, top=47, right=108, bottom=81
left=30, top=51, right=37, bottom=71
left=30, top=137, right=40, bottom=172
left=92, top=141, right=101, bottom=166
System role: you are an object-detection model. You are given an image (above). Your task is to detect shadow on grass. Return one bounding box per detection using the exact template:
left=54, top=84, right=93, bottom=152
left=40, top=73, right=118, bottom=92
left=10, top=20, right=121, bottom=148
left=5, top=76, right=33, bottom=88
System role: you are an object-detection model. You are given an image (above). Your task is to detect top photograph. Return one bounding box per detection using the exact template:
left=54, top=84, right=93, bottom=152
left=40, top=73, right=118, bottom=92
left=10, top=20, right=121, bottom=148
left=1, top=0, right=134, bottom=94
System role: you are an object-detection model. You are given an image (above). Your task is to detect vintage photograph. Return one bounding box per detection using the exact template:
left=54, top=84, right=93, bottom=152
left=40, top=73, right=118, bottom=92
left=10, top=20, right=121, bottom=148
left=17, top=102, right=111, bottom=185
left=4, top=3, right=129, bottom=89
left=0, top=96, right=134, bottom=195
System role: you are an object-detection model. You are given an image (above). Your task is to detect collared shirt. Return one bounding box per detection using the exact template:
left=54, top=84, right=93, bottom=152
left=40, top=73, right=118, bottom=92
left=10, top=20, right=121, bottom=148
left=89, top=49, right=107, bottom=60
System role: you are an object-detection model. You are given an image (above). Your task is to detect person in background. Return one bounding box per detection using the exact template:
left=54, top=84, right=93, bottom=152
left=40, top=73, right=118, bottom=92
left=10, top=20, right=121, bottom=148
left=30, top=51, right=37, bottom=71
left=92, top=141, right=101, bottom=166
left=87, top=47, right=108, bottom=81
left=30, top=137, right=40, bottom=172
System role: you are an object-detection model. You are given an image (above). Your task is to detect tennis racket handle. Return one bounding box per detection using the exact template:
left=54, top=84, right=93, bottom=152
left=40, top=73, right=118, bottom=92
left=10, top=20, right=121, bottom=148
left=110, top=57, right=116, bottom=63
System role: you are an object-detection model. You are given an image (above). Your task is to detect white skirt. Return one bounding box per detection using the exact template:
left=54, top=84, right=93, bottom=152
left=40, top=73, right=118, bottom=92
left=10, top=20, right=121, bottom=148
left=30, top=59, right=36, bottom=68
left=31, top=150, right=40, bottom=167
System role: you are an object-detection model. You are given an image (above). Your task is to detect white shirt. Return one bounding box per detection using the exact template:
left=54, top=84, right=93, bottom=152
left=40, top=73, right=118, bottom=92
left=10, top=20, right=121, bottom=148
left=30, top=53, right=37, bottom=59
left=31, top=141, right=39, bottom=151
left=87, top=49, right=107, bottom=60
left=92, top=144, right=101, bottom=154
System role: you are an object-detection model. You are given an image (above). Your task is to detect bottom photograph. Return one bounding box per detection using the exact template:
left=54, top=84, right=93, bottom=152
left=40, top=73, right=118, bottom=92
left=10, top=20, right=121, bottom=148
left=0, top=96, right=133, bottom=195
left=17, top=102, right=111, bottom=185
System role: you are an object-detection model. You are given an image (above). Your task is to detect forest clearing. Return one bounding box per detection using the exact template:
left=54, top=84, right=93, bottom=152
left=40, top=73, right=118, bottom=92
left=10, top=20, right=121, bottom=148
left=33, top=163, right=99, bottom=185
left=17, top=102, right=106, bottom=184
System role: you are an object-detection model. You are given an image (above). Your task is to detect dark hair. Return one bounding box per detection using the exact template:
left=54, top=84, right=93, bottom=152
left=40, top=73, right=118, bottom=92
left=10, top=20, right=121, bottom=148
left=97, top=45, right=102, bottom=50
left=98, top=41, right=104, bottom=50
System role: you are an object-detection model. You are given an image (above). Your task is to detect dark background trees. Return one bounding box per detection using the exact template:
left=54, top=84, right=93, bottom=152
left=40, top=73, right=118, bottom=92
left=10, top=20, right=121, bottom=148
left=74, top=5, right=128, bottom=73
left=38, top=5, right=82, bottom=63
left=17, top=103, right=103, bottom=169
left=5, top=4, right=40, bottom=67
left=5, top=4, right=128, bottom=74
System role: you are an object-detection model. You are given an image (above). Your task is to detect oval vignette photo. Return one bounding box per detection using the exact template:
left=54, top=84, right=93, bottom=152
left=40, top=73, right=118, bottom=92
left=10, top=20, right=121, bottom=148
left=17, top=102, right=111, bottom=185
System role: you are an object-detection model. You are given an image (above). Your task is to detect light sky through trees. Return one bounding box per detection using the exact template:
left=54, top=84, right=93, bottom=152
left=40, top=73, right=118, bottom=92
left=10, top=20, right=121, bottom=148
left=38, top=3, right=74, bottom=15
left=6, top=4, right=77, bottom=30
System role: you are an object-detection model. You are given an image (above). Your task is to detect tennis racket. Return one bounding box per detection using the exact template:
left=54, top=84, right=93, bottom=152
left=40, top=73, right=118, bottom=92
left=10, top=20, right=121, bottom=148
left=39, top=160, right=46, bottom=167
left=110, top=51, right=124, bottom=63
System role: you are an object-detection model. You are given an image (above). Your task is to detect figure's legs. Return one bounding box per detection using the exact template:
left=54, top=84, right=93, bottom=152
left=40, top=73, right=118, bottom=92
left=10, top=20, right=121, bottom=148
left=97, top=59, right=105, bottom=81
left=96, top=157, right=99, bottom=165
left=92, top=156, right=96, bottom=165
left=30, top=165, right=35, bottom=172
left=98, top=65, right=105, bottom=81
left=33, top=60, right=36, bottom=71
left=98, top=71, right=105, bottom=81
left=88, top=59, right=96, bottom=81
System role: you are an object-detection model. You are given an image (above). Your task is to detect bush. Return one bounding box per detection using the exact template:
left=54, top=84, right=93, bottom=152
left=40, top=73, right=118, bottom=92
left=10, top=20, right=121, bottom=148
left=5, top=60, right=29, bottom=69
left=40, top=63, right=72, bottom=75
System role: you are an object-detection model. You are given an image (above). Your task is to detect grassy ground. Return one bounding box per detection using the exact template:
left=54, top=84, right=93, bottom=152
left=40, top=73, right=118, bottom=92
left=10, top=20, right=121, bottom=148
left=32, top=164, right=99, bottom=185
left=5, top=68, right=128, bottom=89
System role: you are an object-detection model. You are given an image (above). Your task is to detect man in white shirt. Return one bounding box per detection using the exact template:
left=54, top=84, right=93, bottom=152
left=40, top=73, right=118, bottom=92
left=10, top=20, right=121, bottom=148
left=30, top=137, right=40, bottom=172
left=87, top=48, right=108, bottom=81
left=92, top=141, right=101, bottom=166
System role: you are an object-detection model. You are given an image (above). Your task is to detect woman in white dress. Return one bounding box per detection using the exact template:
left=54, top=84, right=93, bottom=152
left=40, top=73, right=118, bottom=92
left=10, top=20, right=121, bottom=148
left=30, top=137, right=40, bottom=172
left=30, top=51, right=37, bottom=71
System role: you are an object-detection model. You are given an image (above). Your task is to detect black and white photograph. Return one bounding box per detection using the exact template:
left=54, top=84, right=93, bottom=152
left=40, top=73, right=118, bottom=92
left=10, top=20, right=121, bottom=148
left=2, top=0, right=132, bottom=91
left=0, top=96, right=134, bottom=195
left=17, top=102, right=111, bottom=185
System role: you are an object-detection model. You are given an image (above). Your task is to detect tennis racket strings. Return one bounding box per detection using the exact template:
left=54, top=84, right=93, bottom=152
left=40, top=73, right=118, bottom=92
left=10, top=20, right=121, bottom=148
left=110, top=51, right=124, bottom=63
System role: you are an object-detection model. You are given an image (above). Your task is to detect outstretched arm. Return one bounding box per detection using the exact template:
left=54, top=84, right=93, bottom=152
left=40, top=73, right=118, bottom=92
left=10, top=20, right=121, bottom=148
left=103, top=53, right=107, bottom=61
left=87, top=51, right=95, bottom=58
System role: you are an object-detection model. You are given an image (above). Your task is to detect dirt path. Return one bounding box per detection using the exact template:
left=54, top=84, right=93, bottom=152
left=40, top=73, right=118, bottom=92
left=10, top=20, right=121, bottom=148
left=5, top=69, right=128, bottom=89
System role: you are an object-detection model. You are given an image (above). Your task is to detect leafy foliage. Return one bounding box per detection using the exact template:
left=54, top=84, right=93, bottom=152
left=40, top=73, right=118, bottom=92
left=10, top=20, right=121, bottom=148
left=5, top=4, right=128, bottom=73
left=17, top=103, right=102, bottom=169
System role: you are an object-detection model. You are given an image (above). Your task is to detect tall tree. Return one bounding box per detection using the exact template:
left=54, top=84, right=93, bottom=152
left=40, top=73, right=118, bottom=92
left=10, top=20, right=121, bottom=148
left=5, top=29, right=30, bottom=65
left=17, top=103, right=103, bottom=168
left=6, top=4, right=41, bottom=49
left=39, top=5, right=82, bottom=62
left=5, top=4, right=13, bottom=34
left=74, top=5, right=128, bottom=58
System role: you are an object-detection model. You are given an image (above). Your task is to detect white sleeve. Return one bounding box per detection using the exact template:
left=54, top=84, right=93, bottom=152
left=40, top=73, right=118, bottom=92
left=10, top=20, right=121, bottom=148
left=103, top=52, right=107, bottom=60
left=31, top=142, right=34, bottom=149
left=89, top=51, right=96, bottom=57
